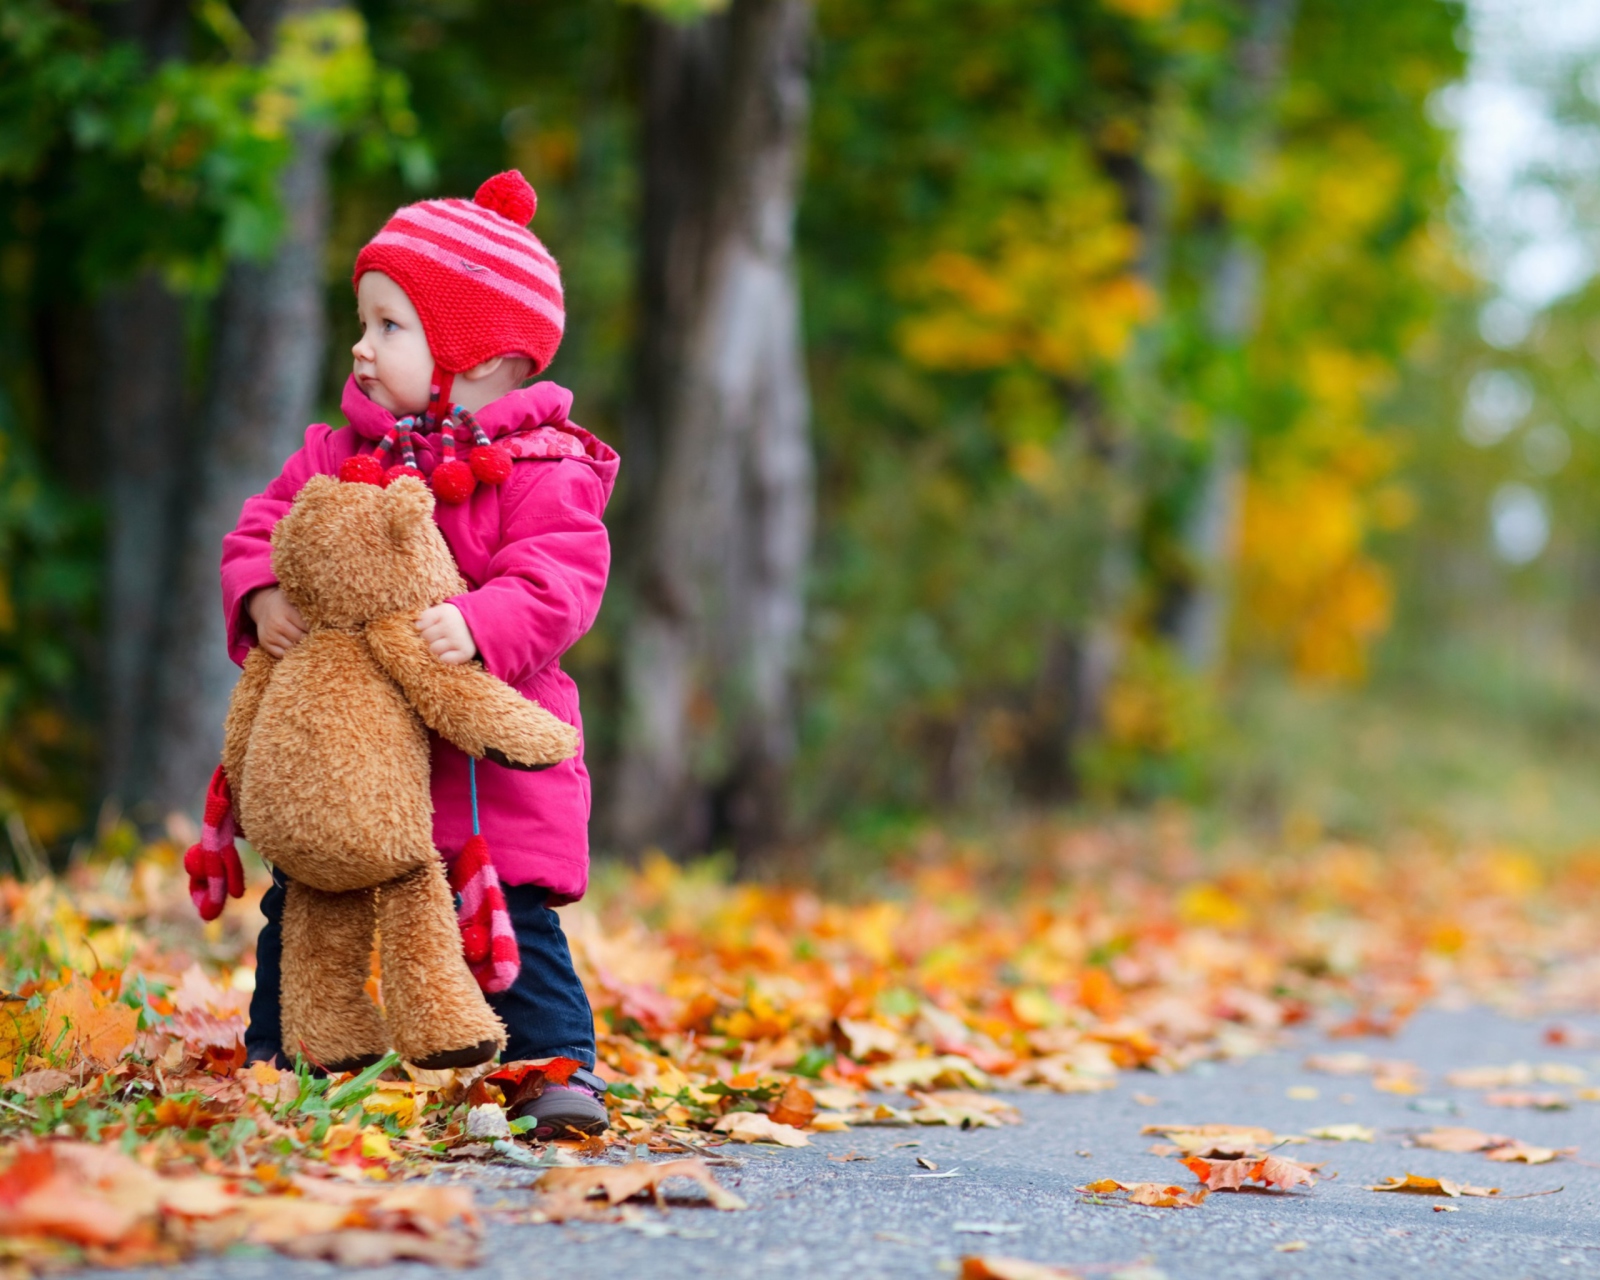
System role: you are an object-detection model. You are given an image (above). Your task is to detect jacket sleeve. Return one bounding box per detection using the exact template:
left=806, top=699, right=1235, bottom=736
left=449, top=459, right=612, bottom=688
left=219, top=425, right=338, bottom=666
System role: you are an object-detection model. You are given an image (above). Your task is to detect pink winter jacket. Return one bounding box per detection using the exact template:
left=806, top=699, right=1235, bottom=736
left=220, top=376, right=617, bottom=904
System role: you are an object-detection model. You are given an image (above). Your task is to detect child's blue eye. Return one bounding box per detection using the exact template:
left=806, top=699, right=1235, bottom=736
left=383, top=320, right=398, bottom=333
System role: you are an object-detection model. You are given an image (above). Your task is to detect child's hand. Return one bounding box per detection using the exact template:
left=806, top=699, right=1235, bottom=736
left=416, top=603, right=477, bottom=665
left=248, top=587, right=307, bottom=659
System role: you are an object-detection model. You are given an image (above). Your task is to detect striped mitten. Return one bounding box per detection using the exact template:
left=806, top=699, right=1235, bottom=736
left=447, top=834, right=520, bottom=993
left=184, top=766, right=245, bottom=920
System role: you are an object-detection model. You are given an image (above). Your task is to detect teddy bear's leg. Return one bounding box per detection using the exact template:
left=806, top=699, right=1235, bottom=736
left=280, top=880, right=391, bottom=1072
left=378, top=862, right=507, bottom=1070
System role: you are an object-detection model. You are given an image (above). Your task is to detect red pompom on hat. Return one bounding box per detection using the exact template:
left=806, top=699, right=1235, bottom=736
left=353, top=170, right=564, bottom=375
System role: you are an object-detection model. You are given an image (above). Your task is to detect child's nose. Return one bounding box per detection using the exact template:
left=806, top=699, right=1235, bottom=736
left=352, top=335, right=373, bottom=362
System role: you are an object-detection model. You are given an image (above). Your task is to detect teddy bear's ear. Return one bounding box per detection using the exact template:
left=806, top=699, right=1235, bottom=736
left=296, top=473, right=342, bottom=507
left=384, top=475, right=436, bottom=546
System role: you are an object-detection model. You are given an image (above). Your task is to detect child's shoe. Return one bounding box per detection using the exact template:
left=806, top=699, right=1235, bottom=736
left=507, top=1066, right=610, bottom=1140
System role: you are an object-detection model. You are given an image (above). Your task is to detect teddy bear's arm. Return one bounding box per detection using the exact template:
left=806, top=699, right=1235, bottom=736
left=364, top=614, right=579, bottom=770
left=221, top=645, right=275, bottom=789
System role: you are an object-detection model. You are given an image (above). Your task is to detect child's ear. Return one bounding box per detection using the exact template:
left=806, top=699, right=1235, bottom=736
left=384, top=475, right=435, bottom=546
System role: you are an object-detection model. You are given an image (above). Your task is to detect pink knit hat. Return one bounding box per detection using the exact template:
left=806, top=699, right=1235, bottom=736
left=353, top=171, right=564, bottom=377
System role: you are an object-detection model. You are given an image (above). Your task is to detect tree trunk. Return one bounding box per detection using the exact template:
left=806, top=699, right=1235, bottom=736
left=610, top=0, right=814, bottom=864
left=88, top=0, right=194, bottom=819
left=1171, top=0, right=1299, bottom=673
left=97, top=277, right=190, bottom=814
left=149, top=124, right=333, bottom=815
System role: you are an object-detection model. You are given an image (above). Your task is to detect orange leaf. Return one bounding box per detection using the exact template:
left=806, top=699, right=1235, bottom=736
left=1182, top=1155, right=1316, bottom=1192
left=42, top=975, right=137, bottom=1068
left=485, top=1056, right=582, bottom=1089
left=768, top=1078, right=818, bottom=1129
left=962, top=1257, right=1086, bottom=1280
left=1076, top=1179, right=1207, bottom=1208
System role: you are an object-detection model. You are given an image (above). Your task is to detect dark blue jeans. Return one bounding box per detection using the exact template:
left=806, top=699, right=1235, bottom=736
left=246, top=868, right=597, bottom=1068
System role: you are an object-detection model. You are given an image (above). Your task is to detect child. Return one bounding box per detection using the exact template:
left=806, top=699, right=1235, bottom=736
left=221, top=171, right=617, bottom=1139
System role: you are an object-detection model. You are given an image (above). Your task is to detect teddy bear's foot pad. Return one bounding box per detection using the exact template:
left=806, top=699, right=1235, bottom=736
left=409, top=1038, right=501, bottom=1071
left=323, top=1052, right=388, bottom=1075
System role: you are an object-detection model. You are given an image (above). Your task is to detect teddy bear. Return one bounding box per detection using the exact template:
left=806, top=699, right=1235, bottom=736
left=219, top=473, right=578, bottom=1072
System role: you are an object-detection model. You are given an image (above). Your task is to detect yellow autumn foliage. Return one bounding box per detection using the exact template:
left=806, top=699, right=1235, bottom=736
left=1101, top=0, right=1178, bottom=19
left=1229, top=129, right=1424, bottom=684
left=1236, top=346, right=1401, bottom=683
left=897, top=164, right=1154, bottom=378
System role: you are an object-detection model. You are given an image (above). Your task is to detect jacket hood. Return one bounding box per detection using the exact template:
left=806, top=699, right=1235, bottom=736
left=338, top=373, right=618, bottom=506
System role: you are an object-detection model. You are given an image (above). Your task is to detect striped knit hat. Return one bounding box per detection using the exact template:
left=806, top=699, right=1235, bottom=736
left=353, top=170, right=564, bottom=376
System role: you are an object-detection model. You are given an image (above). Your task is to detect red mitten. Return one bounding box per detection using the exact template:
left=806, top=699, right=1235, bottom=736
left=447, top=834, right=520, bottom=993
left=183, top=766, right=245, bottom=921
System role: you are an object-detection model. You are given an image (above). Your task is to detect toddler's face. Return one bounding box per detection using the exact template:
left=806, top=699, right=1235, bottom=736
left=352, top=271, right=434, bottom=416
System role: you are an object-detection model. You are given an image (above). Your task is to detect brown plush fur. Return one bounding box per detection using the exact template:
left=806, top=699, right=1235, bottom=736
left=224, top=475, right=578, bottom=1070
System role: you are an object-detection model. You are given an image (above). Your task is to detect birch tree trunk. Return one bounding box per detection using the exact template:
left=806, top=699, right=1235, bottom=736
left=610, top=0, right=814, bottom=863
left=148, top=117, right=333, bottom=816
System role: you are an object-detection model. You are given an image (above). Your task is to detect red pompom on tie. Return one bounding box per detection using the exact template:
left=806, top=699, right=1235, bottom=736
left=183, top=766, right=245, bottom=921
left=430, top=405, right=478, bottom=505
left=447, top=755, right=519, bottom=993
left=459, top=406, right=513, bottom=485
left=339, top=417, right=410, bottom=486
left=339, top=453, right=385, bottom=486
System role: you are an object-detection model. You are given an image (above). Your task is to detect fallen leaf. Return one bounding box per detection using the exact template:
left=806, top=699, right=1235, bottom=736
left=837, top=1017, right=904, bottom=1061
left=1131, top=1093, right=1160, bottom=1106
left=768, top=1078, right=817, bottom=1129
left=42, top=976, right=137, bottom=1068
left=1140, top=1124, right=1282, bottom=1157
left=1306, top=1124, right=1375, bottom=1142
left=1077, top=1180, right=1207, bottom=1208
left=713, top=1112, right=809, bottom=1146
left=867, top=1055, right=992, bottom=1091
left=1411, top=1127, right=1506, bottom=1154
left=0, top=997, right=42, bottom=1074
left=961, top=1257, right=1084, bottom=1280
left=276, top=1228, right=479, bottom=1267
left=1304, top=1053, right=1374, bottom=1075
left=1484, top=1142, right=1568, bottom=1165
left=1447, top=1063, right=1586, bottom=1089
left=533, top=1159, right=746, bottom=1221
left=1366, top=1174, right=1499, bottom=1197
left=1483, top=1092, right=1568, bottom=1110
left=916, top=1156, right=939, bottom=1170
left=1180, top=1155, right=1316, bottom=1192
left=4, top=1068, right=72, bottom=1099
left=1275, top=1241, right=1308, bottom=1252
left=484, top=1056, right=583, bottom=1092
left=904, top=1094, right=1022, bottom=1128
left=1286, top=1086, right=1319, bottom=1101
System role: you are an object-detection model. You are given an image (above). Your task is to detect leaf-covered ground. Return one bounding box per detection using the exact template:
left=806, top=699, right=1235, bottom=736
left=1, top=819, right=1598, bottom=1272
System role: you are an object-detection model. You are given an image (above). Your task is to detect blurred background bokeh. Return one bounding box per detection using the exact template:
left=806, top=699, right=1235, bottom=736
left=3, top=0, right=1598, bottom=876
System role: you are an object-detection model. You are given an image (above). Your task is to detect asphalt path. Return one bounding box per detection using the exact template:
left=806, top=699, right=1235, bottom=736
left=116, top=1008, right=1600, bottom=1279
